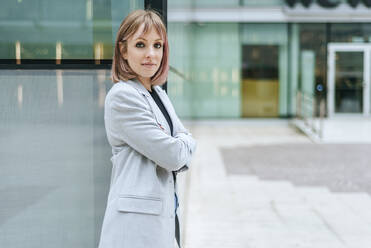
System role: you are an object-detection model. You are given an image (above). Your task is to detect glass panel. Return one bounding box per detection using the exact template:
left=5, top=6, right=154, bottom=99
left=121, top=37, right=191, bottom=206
left=167, top=22, right=241, bottom=118
left=0, top=70, right=113, bottom=248
left=335, top=52, right=364, bottom=113
left=330, top=23, right=371, bottom=43
left=0, top=0, right=144, bottom=61
left=240, top=23, right=288, bottom=117
left=298, top=24, right=326, bottom=116
left=241, top=45, right=279, bottom=117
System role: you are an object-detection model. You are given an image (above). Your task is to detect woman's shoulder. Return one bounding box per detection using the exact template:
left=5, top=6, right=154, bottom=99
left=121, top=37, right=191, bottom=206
left=107, top=80, right=141, bottom=99
left=106, top=80, right=147, bottom=107
left=109, top=80, right=137, bottom=93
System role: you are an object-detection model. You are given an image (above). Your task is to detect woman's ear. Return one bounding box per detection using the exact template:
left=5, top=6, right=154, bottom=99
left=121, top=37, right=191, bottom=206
left=119, top=42, right=128, bottom=60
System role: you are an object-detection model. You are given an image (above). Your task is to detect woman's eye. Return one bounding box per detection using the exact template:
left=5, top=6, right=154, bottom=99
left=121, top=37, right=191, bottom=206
left=154, top=43, right=162, bottom=49
left=135, top=42, right=145, bottom=48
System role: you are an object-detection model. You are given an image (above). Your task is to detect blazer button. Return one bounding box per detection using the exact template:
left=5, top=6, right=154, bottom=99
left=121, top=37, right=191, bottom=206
left=170, top=214, right=174, bottom=218
left=169, top=179, right=173, bottom=183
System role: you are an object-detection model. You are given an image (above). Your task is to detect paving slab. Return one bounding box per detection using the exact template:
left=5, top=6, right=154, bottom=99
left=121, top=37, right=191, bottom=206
left=180, top=120, right=371, bottom=248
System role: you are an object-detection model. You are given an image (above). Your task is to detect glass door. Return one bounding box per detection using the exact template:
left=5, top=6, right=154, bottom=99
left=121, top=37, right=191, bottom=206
left=327, top=43, right=371, bottom=117
left=335, top=51, right=364, bottom=113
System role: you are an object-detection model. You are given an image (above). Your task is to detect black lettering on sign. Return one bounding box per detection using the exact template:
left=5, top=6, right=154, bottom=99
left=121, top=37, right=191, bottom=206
left=302, top=0, right=314, bottom=7
left=363, top=0, right=371, bottom=7
left=285, top=0, right=313, bottom=7
left=317, top=0, right=341, bottom=8
left=347, top=0, right=362, bottom=8
left=285, top=0, right=297, bottom=7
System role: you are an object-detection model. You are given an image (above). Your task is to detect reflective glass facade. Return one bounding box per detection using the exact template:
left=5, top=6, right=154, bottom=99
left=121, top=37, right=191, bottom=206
left=0, top=1, right=144, bottom=247
left=296, top=23, right=371, bottom=117
left=240, top=23, right=289, bottom=117
left=167, top=5, right=371, bottom=118
left=0, top=69, right=113, bottom=248
left=0, top=0, right=143, bottom=61
left=334, top=51, right=364, bottom=113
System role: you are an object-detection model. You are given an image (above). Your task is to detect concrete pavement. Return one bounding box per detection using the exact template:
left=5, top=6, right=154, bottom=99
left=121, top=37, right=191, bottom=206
left=178, top=119, right=371, bottom=248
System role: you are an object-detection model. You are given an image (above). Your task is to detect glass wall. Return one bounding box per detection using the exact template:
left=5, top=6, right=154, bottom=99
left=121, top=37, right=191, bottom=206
left=0, top=0, right=143, bottom=62
left=240, top=23, right=289, bottom=117
left=168, top=22, right=241, bottom=118
left=330, top=23, right=371, bottom=43
left=0, top=1, right=143, bottom=247
left=329, top=23, right=371, bottom=116
left=168, top=22, right=291, bottom=118
left=0, top=70, right=114, bottom=248
left=167, top=22, right=194, bottom=117
left=241, top=44, right=279, bottom=117
left=191, top=23, right=241, bottom=118
left=334, top=51, right=364, bottom=113
left=297, top=23, right=327, bottom=116
left=298, top=24, right=327, bottom=94
left=296, top=23, right=371, bottom=117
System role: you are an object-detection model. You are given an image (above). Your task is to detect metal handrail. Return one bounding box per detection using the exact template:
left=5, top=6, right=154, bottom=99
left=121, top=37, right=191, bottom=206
left=169, top=65, right=189, bottom=81
left=296, top=91, right=325, bottom=141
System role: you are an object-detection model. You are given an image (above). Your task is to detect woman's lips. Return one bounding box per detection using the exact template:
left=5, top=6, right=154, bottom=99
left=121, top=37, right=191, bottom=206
left=142, top=63, right=156, bottom=69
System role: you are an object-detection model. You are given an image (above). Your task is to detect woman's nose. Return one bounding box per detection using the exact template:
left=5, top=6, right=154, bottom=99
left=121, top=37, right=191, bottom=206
left=145, top=47, right=156, bottom=57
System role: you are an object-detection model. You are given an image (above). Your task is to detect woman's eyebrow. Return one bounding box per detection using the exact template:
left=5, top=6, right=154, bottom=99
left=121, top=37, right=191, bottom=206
left=135, top=37, right=163, bottom=42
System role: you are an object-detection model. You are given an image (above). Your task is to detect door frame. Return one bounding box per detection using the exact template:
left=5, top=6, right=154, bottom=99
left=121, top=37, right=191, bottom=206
left=327, top=43, right=371, bottom=117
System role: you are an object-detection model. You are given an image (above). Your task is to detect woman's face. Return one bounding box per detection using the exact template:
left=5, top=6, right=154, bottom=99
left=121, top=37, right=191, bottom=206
left=123, top=24, right=164, bottom=84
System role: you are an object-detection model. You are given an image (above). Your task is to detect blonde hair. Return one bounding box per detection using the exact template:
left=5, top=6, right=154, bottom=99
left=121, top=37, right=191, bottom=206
left=111, top=9, right=169, bottom=85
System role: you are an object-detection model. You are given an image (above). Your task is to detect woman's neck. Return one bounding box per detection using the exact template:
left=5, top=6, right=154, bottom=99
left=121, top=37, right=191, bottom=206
left=138, top=77, right=152, bottom=92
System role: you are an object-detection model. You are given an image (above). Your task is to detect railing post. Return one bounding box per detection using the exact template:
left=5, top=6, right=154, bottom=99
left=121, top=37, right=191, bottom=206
left=312, top=95, right=316, bottom=133
left=297, top=91, right=301, bottom=119
left=319, top=98, right=325, bottom=139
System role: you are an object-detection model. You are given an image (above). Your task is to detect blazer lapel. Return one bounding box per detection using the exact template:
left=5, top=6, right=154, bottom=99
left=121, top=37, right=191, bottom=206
left=125, top=79, right=150, bottom=97
left=154, top=86, right=178, bottom=136
left=125, top=80, right=160, bottom=122
left=125, top=80, right=172, bottom=135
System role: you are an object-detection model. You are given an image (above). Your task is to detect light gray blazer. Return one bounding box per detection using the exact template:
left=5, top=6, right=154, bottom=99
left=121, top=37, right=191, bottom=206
left=98, top=79, right=196, bottom=248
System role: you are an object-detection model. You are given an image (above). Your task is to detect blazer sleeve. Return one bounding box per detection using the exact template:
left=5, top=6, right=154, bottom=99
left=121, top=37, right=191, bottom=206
left=169, top=98, right=195, bottom=173
left=157, top=86, right=191, bottom=136
left=156, top=87, right=196, bottom=173
left=107, top=87, right=196, bottom=172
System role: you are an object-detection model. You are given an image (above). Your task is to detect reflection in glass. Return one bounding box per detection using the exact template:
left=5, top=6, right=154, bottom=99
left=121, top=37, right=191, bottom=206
left=0, top=70, right=113, bottom=248
left=330, top=23, right=367, bottom=43
left=0, top=0, right=144, bottom=61
left=335, top=52, right=364, bottom=113
left=299, top=24, right=327, bottom=109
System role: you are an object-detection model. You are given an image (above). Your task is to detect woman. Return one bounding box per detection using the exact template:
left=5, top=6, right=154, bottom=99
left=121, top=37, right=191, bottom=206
left=98, top=9, right=197, bottom=248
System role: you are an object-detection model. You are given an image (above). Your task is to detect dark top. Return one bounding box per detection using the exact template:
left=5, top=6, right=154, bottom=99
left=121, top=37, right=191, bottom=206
left=148, top=87, right=173, bottom=136
left=148, top=87, right=179, bottom=215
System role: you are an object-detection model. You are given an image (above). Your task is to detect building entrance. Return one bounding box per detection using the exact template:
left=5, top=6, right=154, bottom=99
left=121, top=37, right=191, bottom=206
left=327, top=43, right=371, bottom=117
